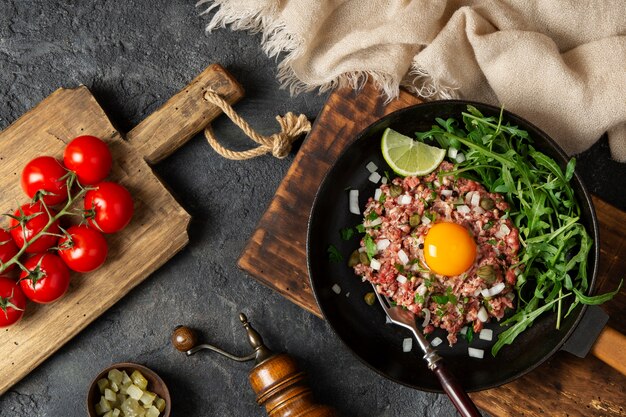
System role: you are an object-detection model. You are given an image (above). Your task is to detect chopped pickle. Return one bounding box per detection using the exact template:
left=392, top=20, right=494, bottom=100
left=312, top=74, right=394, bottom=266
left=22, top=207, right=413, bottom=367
left=409, top=213, right=421, bottom=227
left=155, top=398, right=166, bottom=413
left=108, top=369, right=124, bottom=385
left=146, top=406, right=160, bottom=417
left=347, top=250, right=360, bottom=267
left=122, top=371, right=132, bottom=386
left=97, top=378, right=109, bottom=394
left=97, top=368, right=164, bottom=417
left=104, top=388, right=116, bottom=402
left=389, top=184, right=403, bottom=197
left=358, top=252, right=370, bottom=266
left=140, top=391, right=157, bottom=406
left=126, top=384, right=144, bottom=401
left=131, top=370, right=149, bottom=390
left=99, top=396, right=112, bottom=413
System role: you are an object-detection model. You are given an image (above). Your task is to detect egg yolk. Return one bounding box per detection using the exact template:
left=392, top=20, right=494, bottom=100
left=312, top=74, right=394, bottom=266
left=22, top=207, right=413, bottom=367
left=423, top=222, right=477, bottom=276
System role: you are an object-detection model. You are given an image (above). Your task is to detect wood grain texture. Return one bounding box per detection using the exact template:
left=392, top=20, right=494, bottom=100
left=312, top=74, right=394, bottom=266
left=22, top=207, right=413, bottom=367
left=238, top=82, right=626, bottom=416
left=0, top=64, right=242, bottom=395
left=127, top=63, right=244, bottom=164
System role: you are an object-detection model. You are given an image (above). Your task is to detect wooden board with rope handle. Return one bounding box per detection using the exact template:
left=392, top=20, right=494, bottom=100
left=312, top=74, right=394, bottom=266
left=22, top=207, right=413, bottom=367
left=0, top=63, right=243, bottom=395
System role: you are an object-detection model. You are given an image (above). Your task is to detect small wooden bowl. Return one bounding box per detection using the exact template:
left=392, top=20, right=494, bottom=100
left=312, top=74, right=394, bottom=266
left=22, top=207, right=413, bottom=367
left=87, top=362, right=171, bottom=417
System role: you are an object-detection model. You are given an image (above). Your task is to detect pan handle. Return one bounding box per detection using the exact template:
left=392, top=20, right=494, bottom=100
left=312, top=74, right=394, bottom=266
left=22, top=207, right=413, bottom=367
left=432, top=361, right=483, bottom=417
left=591, top=326, right=626, bottom=376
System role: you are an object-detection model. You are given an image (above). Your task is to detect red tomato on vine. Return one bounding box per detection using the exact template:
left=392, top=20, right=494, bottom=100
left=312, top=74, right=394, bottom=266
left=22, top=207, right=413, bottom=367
left=84, top=182, right=134, bottom=233
left=21, top=156, right=68, bottom=206
left=63, top=136, right=112, bottom=186
left=58, top=226, right=108, bottom=273
left=0, top=276, right=26, bottom=327
left=20, top=253, right=70, bottom=304
left=9, top=202, right=60, bottom=253
left=0, top=229, right=18, bottom=273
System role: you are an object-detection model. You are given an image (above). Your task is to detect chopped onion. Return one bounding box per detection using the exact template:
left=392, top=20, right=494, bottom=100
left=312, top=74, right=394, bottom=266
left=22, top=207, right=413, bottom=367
left=416, top=284, right=427, bottom=296
left=366, top=161, right=378, bottom=173
left=396, top=274, right=408, bottom=284
left=345, top=292, right=350, bottom=298
left=459, top=326, right=468, bottom=336
left=480, top=288, right=491, bottom=298
left=370, top=259, right=381, bottom=270
left=358, top=247, right=366, bottom=253
left=422, top=308, right=431, bottom=327
left=421, top=215, right=432, bottom=225
left=468, top=347, right=484, bottom=359
left=447, top=147, right=458, bottom=159
left=479, top=328, right=493, bottom=341
left=473, top=288, right=482, bottom=297
left=431, top=337, right=443, bottom=347
left=367, top=217, right=383, bottom=227
left=441, top=189, right=453, bottom=197
left=374, top=189, right=382, bottom=201
left=456, top=153, right=466, bottom=163
left=376, top=239, right=390, bottom=251
left=398, top=195, right=412, bottom=205
left=331, top=284, right=341, bottom=294
left=402, top=338, right=413, bottom=352
left=397, top=249, right=409, bottom=265
left=457, top=205, right=471, bottom=214
left=464, top=191, right=474, bottom=204
left=368, top=172, right=382, bottom=184
left=477, top=306, right=488, bottom=322
left=434, top=180, right=441, bottom=188
left=500, top=224, right=511, bottom=235
left=470, top=192, right=480, bottom=207
left=490, top=282, right=506, bottom=296
left=381, top=177, right=388, bottom=185
left=473, top=206, right=485, bottom=215
left=349, top=190, right=360, bottom=215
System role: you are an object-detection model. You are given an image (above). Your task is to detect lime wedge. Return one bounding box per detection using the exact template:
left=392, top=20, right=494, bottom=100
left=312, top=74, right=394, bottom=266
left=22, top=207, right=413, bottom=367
left=381, top=128, right=446, bottom=176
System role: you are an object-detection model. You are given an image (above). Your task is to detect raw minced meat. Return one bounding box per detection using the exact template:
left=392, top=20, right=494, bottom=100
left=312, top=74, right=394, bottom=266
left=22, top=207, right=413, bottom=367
left=353, top=162, right=521, bottom=345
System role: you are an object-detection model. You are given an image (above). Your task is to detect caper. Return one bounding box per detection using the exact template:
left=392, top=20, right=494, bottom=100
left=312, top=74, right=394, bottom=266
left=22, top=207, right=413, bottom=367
left=480, top=197, right=495, bottom=210
left=389, top=184, right=403, bottom=197
left=348, top=250, right=361, bottom=267
left=359, top=252, right=370, bottom=266
left=364, top=292, right=376, bottom=306
left=409, top=213, right=421, bottom=227
left=476, top=264, right=496, bottom=283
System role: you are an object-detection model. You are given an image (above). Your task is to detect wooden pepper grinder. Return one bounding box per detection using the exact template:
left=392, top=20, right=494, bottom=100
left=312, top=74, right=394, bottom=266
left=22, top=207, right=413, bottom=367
left=172, top=313, right=339, bottom=417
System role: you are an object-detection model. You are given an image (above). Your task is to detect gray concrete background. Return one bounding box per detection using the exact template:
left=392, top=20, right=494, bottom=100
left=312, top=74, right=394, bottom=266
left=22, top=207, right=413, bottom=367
left=0, top=2, right=624, bottom=417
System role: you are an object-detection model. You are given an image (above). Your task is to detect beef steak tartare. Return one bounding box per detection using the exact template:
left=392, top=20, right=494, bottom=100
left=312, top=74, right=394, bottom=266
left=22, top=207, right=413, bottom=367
left=353, top=162, right=521, bottom=345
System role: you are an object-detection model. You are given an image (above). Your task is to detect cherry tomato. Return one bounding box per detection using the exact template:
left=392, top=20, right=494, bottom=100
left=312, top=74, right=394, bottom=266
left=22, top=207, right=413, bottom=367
left=84, top=182, right=133, bottom=233
left=58, top=225, right=108, bottom=273
left=20, top=253, right=70, bottom=304
left=63, top=135, right=112, bottom=185
left=21, top=156, right=68, bottom=206
left=0, top=276, right=26, bottom=328
left=0, top=229, right=18, bottom=273
left=9, top=202, right=61, bottom=253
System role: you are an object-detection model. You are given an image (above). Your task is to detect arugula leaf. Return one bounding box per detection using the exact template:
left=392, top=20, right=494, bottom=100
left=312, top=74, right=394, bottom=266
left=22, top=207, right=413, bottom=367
left=327, top=245, right=343, bottom=263
left=413, top=105, right=618, bottom=356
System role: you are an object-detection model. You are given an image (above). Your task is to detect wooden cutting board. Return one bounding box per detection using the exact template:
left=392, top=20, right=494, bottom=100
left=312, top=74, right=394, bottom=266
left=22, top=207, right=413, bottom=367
left=238, top=82, right=626, bottom=416
left=0, top=64, right=244, bottom=395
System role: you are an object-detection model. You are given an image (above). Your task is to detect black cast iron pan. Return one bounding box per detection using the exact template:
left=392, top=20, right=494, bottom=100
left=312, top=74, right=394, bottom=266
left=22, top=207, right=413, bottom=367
left=307, top=100, right=610, bottom=392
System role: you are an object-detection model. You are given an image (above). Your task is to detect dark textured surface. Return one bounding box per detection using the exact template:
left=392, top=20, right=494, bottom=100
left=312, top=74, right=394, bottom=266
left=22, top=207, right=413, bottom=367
left=0, top=2, right=624, bottom=417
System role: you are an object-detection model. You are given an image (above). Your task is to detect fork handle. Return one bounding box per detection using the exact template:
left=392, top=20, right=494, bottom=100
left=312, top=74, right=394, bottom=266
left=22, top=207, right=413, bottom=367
left=432, top=361, right=482, bottom=417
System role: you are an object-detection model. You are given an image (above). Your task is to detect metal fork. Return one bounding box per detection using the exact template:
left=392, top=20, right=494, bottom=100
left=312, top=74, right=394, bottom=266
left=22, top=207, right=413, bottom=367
left=372, top=287, right=482, bottom=417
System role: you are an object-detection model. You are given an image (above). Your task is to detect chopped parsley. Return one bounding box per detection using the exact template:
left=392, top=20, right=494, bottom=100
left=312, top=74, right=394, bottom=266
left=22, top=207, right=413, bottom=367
left=366, top=211, right=379, bottom=221
left=465, top=327, right=474, bottom=343
left=363, top=234, right=377, bottom=260
left=339, top=227, right=354, bottom=240
left=327, top=245, right=343, bottom=263
left=355, top=224, right=366, bottom=233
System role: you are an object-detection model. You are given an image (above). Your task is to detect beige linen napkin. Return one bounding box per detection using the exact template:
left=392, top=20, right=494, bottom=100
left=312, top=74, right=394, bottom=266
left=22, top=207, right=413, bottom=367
left=200, top=0, right=626, bottom=161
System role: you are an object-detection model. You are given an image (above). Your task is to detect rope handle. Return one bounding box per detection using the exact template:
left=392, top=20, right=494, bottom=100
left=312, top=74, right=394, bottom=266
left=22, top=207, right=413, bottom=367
left=203, top=90, right=312, bottom=160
